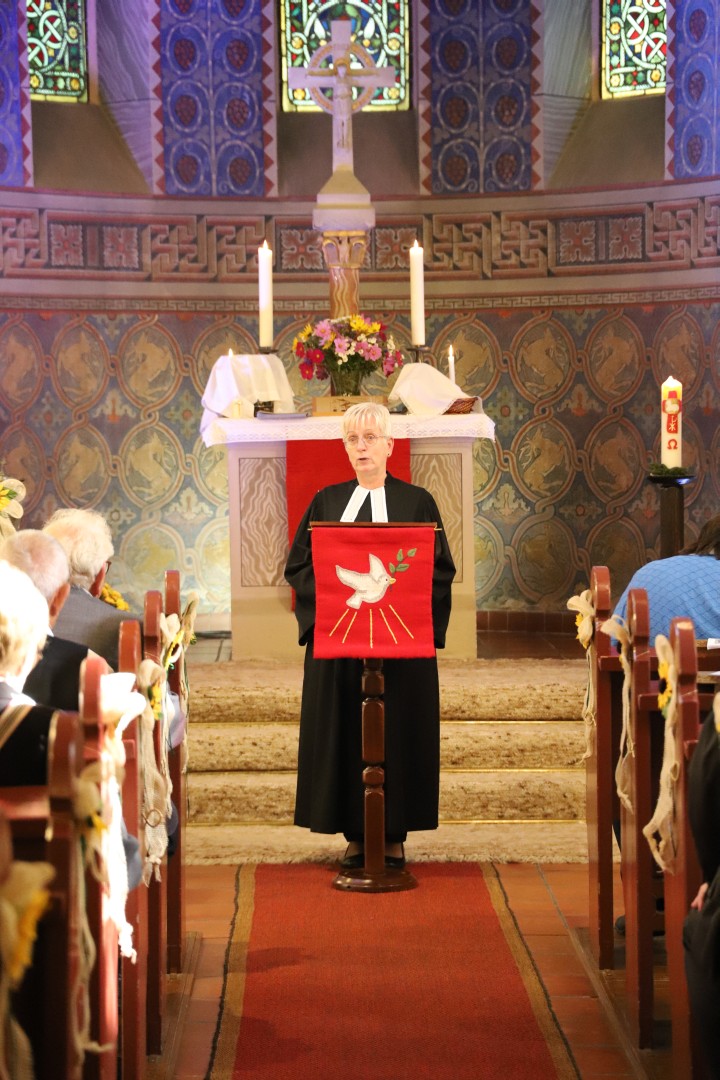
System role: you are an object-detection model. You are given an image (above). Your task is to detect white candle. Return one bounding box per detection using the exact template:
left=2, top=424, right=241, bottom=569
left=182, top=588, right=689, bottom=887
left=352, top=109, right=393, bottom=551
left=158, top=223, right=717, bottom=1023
left=448, top=344, right=456, bottom=385
left=661, top=376, right=682, bottom=468
left=258, top=240, right=273, bottom=348
left=409, top=239, right=425, bottom=346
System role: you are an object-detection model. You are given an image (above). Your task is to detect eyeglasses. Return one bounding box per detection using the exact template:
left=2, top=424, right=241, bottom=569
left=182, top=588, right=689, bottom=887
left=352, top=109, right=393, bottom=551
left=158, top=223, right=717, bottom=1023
left=104, top=560, right=112, bottom=573
left=344, top=433, right=386, bottom=447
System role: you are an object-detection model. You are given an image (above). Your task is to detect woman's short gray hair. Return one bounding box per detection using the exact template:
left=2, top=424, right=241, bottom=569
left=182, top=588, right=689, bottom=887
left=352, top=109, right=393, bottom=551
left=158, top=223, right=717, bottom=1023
left=0, top=530, right=70, bottom=604
left=342, top=402, right=392, bottom=438
left=43, top=508, right=114, bottom=590
left=0, top=560, right=49, bottom=678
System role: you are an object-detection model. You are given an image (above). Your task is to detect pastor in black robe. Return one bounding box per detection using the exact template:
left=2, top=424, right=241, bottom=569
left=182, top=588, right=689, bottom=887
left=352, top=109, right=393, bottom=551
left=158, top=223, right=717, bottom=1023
left=284, top=473, right=455, bottom=839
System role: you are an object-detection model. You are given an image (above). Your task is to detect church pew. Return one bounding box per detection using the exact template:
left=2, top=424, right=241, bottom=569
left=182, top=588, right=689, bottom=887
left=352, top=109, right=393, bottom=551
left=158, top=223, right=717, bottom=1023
left=662, top=618, right=710, bottom=1079
left=164, top=569, right=187, bottom=974
left=586, top=564, right=623, bottom=969
left=118, top=618, right=148, bottom=1080
left=0, top=710, right=86, bottom=1079
left=621, top=596, right=716, bottom=1050
left=81, top=652, right=120, bottom=1080
left=143, top=589, right=168, bottom=1056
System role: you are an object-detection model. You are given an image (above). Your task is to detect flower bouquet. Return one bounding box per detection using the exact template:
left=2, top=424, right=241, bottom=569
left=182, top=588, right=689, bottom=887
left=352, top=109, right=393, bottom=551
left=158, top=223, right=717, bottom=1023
left=293, top=314, right=403, bottom=397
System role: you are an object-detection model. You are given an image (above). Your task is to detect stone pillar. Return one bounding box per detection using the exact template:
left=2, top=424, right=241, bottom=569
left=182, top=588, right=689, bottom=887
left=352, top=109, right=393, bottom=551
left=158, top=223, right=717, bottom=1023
left=320, top=230, right=368, bottom=317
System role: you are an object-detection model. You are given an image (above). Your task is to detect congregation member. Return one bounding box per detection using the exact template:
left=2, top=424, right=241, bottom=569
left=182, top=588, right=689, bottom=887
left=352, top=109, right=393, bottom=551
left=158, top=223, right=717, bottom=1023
left=683, top=696, right=720, bottom=1078
left=44, top=507, right=134, bottom=670
left=285, top=402, right=455, bottom=870
left=0, top=529, right=96, bottom=710
left=613, top=513, right=720, bottom=641
left=0, top=560, right=58, bottom=786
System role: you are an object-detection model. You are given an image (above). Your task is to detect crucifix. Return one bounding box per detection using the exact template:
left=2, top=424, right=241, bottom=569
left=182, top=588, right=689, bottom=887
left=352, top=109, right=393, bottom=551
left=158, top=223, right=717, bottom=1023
left=288, top=20, right=395, bottom=177
left=288, top=20, right=395, bottom=317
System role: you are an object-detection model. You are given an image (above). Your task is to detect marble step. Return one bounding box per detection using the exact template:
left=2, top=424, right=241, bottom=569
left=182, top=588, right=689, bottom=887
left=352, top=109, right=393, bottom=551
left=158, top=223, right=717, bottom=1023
left=184, top=820, right=590, bottom=865
left=188, top=720, right=585, bottom=772
left=187, top=768, right=585, bottom=825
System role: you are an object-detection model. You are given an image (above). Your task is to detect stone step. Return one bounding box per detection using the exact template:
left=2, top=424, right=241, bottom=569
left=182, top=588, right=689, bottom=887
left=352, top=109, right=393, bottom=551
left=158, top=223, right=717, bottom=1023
left=188, top=720, right=585, bottom=772
left=187, top=768, right=584, bottom=825
left=186, top=658, right=588, bottom=725
left=184, top=820, right=590, bottom=865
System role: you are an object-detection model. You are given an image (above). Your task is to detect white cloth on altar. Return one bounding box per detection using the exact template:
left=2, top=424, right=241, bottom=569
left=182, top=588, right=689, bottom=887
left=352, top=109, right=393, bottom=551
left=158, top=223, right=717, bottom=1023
left=200, top=353, right=295, bottom=433
left=388, top=362, right=480, bottom=418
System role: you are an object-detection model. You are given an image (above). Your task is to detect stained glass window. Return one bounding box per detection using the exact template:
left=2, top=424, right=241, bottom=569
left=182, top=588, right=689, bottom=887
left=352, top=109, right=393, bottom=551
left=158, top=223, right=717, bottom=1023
left=27, top=0, right=88, bottom=102
left=280, top=1, right=409, bottom=112
left=601, top=1, right=666, bottom=98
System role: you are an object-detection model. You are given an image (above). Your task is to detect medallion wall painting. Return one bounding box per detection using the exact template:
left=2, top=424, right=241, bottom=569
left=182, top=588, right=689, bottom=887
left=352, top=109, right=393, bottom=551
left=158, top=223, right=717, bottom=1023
left=0, top=302, right=716, bottom=620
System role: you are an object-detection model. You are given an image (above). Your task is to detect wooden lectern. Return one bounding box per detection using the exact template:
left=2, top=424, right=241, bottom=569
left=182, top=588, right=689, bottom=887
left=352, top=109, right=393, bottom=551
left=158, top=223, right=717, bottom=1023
left=311, top=521, right=438, bottom=893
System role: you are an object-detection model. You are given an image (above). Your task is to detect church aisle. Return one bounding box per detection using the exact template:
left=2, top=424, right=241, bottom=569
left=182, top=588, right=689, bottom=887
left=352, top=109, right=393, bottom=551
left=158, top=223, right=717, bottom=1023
left=168, top=860, right=660, bottom=1080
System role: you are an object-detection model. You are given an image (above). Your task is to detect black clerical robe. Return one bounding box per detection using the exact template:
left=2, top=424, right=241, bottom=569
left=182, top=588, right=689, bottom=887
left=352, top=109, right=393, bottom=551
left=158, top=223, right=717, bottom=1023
left=284, top=473, right=455, bottom=837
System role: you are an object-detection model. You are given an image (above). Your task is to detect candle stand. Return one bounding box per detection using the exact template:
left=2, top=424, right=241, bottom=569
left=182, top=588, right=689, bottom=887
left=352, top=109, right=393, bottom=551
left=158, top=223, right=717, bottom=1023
left=648, top=474, right=695, bottom=558
left=407, top=346, right=434, bottom=366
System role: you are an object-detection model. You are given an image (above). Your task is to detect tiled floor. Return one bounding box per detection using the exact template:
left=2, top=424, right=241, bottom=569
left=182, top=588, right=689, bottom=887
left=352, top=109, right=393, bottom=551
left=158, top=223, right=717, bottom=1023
left=162, top=633, right=664, bottom=1079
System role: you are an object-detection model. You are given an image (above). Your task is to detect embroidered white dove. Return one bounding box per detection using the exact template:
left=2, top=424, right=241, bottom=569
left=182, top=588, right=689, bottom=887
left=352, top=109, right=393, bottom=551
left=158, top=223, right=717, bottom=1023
left=335, top=553, right=396, bottom=608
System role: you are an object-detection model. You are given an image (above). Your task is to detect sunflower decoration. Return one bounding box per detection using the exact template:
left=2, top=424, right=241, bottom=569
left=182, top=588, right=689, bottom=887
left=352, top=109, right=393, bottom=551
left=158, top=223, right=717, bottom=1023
left=657, top=657, right=672, bottom=714
left=100, top=582, right=130, bottom=610
left=0, top=475, right=26, bottom=541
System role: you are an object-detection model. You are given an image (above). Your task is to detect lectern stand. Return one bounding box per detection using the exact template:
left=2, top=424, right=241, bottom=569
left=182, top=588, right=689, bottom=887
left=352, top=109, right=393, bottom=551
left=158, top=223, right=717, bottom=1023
left=311, top=521, right=438, bottom=895
left=333, top=657, right=417, bottom=892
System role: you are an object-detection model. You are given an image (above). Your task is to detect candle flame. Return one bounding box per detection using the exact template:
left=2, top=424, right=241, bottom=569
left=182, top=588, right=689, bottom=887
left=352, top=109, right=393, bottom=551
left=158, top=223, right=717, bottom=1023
left=261, top=239, right=269, bottom=250
left=412, top=239, right=420, bottom=249
left=448, top=344, right=454, bottom=360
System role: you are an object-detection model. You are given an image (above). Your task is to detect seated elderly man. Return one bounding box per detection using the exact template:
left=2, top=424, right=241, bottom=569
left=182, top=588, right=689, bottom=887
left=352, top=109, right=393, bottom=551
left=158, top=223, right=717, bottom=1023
left=43, top=508, right=135, bottom=671
left=0, top=529, right=97, bottom=710
left=0, top=560, right=58, bottom=786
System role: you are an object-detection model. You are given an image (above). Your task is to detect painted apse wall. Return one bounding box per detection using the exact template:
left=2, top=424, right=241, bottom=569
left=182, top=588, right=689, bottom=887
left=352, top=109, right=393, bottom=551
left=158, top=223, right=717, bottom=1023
left=0, top=0, right=718, bottom=627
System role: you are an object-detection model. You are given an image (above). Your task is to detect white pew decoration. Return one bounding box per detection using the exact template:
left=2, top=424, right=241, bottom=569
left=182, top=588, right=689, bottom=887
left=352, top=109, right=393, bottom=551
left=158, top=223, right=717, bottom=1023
left=567, top=588, right=596, bottom=760
left=136, top=660, right=172, bottom=884
left=600, top=614, right=634, bottom=813
left=642, top=633, right=680, bottom=872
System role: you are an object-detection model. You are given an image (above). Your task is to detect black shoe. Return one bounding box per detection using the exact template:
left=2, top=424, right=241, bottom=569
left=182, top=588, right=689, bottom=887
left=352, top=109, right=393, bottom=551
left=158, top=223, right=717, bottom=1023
left=339, top=847, right=364, bottom=871
left=385, top=844, right=406, bottom=870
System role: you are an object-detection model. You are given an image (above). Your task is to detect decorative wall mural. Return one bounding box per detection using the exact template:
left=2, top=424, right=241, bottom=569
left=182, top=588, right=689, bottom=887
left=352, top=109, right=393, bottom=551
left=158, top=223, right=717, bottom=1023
left=1, top=298, right=717, bottom=620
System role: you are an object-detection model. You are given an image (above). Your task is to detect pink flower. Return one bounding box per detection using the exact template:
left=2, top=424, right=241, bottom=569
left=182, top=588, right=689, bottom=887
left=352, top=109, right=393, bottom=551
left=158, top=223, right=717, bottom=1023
left=314, top=320, right=334, bottom=346
left=364, top=343, right=382, bottom=363
left=383, top=351, right=403, bottom=377
left=299, top=360, right=314, bottom=380
left=333, top=335, right=351, bottom=356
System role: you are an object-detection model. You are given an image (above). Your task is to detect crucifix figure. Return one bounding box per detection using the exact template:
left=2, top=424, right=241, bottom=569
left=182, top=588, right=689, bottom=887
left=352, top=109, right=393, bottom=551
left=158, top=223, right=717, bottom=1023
left=287, top=20, right=395, bottom=176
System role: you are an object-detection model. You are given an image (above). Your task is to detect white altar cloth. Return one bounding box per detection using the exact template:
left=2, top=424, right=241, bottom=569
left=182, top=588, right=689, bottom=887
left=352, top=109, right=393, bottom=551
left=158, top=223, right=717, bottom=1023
left=201, top=411, right=495, bottom=448
left=200, top=352, right=295, bottom=433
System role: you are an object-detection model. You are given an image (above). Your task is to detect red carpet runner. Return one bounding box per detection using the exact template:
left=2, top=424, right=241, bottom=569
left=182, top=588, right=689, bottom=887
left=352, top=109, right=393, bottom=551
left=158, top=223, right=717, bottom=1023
left=207, top=863, right=578, bottom=1079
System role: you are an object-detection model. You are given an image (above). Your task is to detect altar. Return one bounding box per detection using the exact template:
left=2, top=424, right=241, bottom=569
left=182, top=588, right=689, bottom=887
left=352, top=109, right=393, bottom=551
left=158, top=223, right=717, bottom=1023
left=202, top=412, right=495, bottom=661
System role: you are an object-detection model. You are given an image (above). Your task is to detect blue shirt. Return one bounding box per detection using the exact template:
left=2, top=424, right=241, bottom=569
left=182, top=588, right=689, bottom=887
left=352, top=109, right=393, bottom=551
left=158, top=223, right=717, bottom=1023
left=613, top=555, right=720, bottom=641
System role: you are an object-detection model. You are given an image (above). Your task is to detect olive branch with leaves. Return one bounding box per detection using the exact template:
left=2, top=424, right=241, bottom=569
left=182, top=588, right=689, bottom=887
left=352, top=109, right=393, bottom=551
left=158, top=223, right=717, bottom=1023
left=387, top=547, right=417, bottom=575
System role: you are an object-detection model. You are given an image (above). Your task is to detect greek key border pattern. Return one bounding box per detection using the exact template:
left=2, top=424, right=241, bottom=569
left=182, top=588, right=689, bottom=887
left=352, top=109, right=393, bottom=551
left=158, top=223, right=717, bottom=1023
left=0, top=196, right=719, bottom=282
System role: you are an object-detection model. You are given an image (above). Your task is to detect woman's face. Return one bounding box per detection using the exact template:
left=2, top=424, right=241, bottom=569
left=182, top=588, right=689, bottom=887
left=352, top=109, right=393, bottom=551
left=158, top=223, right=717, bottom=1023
left=344, top=420, right=393, bottom=486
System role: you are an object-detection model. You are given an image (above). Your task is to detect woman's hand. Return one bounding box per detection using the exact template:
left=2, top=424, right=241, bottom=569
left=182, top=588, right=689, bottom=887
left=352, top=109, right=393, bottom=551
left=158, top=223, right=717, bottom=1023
left=691, top=881, right=709, bottom=911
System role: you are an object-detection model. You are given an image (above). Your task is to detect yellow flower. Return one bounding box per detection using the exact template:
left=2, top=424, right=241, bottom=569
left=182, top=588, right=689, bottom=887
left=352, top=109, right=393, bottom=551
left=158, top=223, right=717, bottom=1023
left=9, top=888, right=51, bottom=984
left=100, top=582, right=130, bottom=611
left=0, top=486, right=16, bottom=512
left=299, top=323, right=313, bottom=341
left=657, top=660, right=672, bottom=712
left=575, top=612, right=590, bottom=650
